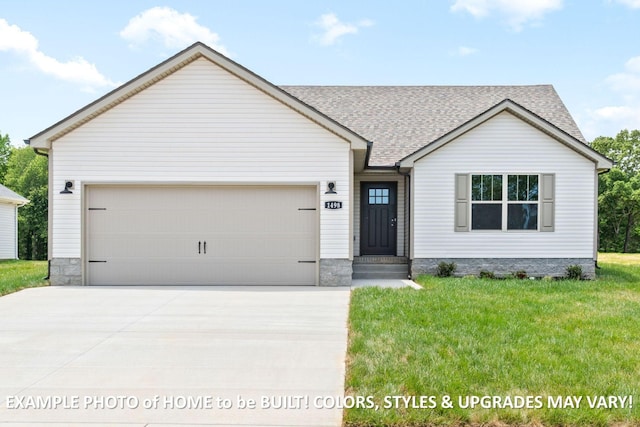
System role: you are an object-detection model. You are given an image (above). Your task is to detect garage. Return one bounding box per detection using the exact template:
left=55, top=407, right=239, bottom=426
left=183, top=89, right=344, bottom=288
left=85, top=185, right=318, bottom=285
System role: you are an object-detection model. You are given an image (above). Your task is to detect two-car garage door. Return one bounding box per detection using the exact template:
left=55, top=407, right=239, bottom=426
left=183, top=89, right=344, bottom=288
left=86, top=186, right=318, bottom=285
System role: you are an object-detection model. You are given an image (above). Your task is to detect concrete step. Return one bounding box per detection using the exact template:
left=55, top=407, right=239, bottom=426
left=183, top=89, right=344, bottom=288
left=352, top=264, right=409, bottom=273
left=353, top=256, right=408, bottom=264
left=353, top=271, right=410, bottom=280
left=352, top=263, right=409, bottom=280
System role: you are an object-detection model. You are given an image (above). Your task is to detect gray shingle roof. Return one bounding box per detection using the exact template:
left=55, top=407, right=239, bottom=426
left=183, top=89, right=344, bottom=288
left=0, top=184, right=28, bottom=204
left=280, top=85, right=585, bottom=167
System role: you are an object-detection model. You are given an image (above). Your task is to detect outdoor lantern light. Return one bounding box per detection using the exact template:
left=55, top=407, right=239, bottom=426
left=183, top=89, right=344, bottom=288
left=60, top=181, right=74, bottom=194
left=325, top=181, right=337, bottom=194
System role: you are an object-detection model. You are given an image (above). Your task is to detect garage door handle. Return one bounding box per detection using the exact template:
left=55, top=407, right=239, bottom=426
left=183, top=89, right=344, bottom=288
left=204, top=241, right=207, bottom=254
left=198, top=241, right=201, bottom=254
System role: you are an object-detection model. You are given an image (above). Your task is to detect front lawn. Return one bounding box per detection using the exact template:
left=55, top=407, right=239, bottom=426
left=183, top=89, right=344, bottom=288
left=345, top=258, right=640, bottom=426
left=0, top=260, right=48, bottom=296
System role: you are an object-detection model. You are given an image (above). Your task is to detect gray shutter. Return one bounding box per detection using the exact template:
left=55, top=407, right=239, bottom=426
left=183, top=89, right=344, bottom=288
left=540, top=174, right=555, bottom=232
left=455, top=174, right=469, bottom=232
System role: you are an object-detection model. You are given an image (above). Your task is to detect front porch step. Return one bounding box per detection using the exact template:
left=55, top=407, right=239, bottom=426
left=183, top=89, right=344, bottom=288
left=352, top=262, right=409, bottom=280
left=353, top=256, right=408, bottom=264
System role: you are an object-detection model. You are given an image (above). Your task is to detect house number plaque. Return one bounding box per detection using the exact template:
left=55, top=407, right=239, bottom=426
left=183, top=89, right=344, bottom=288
left=325, top=201, right=343, bottom=209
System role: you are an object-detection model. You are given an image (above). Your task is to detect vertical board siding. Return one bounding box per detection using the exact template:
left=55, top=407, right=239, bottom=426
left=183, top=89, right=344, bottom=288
left=52, top=58, right=350, bottom=259
left=413, top=112, right=596, bottom=258
left=354, top=174, right=405, bottom=257
left=0, top=203, right=17, bottom=259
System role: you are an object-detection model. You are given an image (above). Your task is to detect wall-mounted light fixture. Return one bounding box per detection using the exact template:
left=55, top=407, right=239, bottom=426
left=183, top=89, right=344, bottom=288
left=325, top=181, right=337, bottom=194
left=60, top=181, right=74, bottom=194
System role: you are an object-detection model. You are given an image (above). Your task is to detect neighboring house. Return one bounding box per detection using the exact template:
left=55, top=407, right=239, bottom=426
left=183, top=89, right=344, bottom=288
left=27, top=42, right=612, bottom=286
left=0, top=184, right=29, bottom=260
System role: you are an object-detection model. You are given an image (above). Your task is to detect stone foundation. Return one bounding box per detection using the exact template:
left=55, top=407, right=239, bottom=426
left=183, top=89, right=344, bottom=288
left=49, top=258, right=82, bottom=285
left=411, top=258, right=595, bottom=279
left=319, top=259, right=352, bottom=286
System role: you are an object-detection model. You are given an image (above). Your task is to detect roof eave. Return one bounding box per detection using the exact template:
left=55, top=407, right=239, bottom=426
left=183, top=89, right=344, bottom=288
left=0, top=197, right=29, bottom=205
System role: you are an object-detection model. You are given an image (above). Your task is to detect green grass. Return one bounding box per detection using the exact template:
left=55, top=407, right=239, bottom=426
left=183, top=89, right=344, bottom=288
left=345, top=258, right=640, bottom=426
left=599, top=252, right=640, bottom=266
left=0, top=260, right=48, bottom=296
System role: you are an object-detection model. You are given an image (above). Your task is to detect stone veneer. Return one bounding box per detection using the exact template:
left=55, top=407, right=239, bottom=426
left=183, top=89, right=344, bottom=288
left=411, top=258, right=595, bottom=279
left=49, top=257, right=354, bottom=286
left=319, top=259, right=353, bottom=286
left=49, top=258, right=82, bottom=285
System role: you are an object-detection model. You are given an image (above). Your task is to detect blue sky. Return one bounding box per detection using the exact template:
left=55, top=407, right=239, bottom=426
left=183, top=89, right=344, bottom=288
left=1, top=0, right=639, bottom=146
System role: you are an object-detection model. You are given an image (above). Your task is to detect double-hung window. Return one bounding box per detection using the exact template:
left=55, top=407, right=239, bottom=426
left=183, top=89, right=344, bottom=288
left=471, top=174, right=503, bottom=230
left=456, top=173, right=553, bottom=232
left=506, top=174, right=538, bottom=230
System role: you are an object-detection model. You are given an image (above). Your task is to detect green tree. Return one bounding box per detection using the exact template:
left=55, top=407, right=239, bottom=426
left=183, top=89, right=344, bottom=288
left=4, top=147, right=48, bottom=260
left=591, top=129, right=640, bottom=176
left=592, top=129, right=640, bottom=253
left=0, top=131, right=11, bottom=182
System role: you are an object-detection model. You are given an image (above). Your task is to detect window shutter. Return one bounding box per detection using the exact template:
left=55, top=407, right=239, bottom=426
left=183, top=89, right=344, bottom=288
left=540, top=174, right=555, bottom=232
left=455, top=174, right=469, bottom=232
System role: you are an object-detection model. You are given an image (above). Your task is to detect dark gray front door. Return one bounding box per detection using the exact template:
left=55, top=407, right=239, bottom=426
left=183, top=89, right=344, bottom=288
left=360, top=182, right=397, bottom=255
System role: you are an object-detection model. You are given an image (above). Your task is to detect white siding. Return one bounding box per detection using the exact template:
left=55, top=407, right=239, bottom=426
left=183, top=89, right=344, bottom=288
left=0, top=203, right=17, bottom=259
left=354, top=174, right=405, bottom=256
left=51, top=57, right=351, bottom=259
left=413, top=111, right=596, bottom=258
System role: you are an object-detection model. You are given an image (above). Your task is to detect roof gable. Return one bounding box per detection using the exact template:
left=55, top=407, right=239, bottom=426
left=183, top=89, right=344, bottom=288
left=398, top=99, right=612, bottom=171
left=28, top=42, right=369, bottom=157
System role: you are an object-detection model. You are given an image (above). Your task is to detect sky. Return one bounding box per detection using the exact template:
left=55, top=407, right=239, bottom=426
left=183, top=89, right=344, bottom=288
left=1, top=0, right=639, bottom=146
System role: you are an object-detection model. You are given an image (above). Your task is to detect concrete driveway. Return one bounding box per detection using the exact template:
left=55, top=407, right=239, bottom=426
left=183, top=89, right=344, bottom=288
left=0, top=286, right=351, bottom=426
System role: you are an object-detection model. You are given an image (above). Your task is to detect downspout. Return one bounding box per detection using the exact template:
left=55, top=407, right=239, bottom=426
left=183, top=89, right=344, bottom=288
left=26, top=140, right=51, bottom=280
left=14, top=198, right=29, bottom=259
left=396, top=164, right=411, bottom=278
left=594, top=166, right=612, bottom=271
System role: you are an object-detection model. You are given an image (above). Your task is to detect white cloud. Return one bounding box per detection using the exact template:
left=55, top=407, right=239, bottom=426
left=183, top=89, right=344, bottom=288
left=613, top=0, right=640, bottom=8
left=583, top=55, right=640, bottom=139
left=120, top=7, right=229, bottom=56
left=312, top=13, right=373, bottom=46
left=592, top=106, right=640, bottom=121
left=604, top=56, right=640, bottom=92
left=625, top=56, right=640, bottom=73
left=450, top=0, right=563, bottom=31
left=451, top=46, right=479, bottom=56
left=0, top=18, right=117, bottom=91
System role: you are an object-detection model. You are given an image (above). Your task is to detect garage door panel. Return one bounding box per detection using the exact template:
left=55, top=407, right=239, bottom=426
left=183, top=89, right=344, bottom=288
left=89, top=235, right=200, bottom=259
left=205, top=234, right=315, bottom=258
left=89, top=258, right=206, bottom=285
left=91, top=259, right=315, bottom=286
left=87, top=186, right=318, bottom=285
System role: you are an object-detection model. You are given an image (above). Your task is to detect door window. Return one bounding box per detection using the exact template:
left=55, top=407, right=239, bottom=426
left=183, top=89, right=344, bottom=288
left=368, top=188, right=390, bottom=205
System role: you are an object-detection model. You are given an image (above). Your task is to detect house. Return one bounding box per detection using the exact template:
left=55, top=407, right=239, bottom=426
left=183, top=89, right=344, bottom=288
left=0, top=184, right=29, bottom=260
left=27, top=42, right=612, bottom=286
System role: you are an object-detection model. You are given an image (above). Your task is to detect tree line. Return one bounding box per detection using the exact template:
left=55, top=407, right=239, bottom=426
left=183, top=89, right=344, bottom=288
left=0, top=128, right=639, bottom=260
left=591, top=129, right=640, bottom=253
left=1, top=132, right=47, bottom=260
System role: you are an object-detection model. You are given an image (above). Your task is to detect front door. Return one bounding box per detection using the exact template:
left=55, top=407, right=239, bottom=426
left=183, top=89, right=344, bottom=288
left=360, top=182, right=397, bottom=255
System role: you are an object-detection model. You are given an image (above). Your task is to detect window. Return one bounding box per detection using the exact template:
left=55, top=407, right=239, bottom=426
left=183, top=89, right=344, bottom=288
left=455, top=173, right=554, bottom=233
left=469, top=174, right=540, bottom=231
left=471, top=175, right=502, bottom=230
left=368, top=188, right=389, bottom=205
left=507, top=175, right=538, bottom=230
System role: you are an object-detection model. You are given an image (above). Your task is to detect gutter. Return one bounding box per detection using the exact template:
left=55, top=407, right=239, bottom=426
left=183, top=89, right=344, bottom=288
left=34, top=149, right=49, bottom=158
left=24, top=139, right=49, bottom=158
